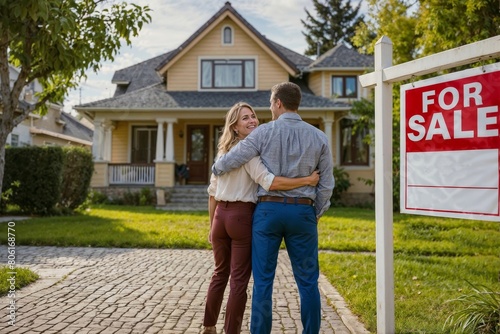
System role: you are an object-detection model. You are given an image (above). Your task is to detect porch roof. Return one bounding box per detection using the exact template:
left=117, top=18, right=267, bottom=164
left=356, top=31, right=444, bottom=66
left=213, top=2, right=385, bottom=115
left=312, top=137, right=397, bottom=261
left=76, top=83, right=350, bottom=111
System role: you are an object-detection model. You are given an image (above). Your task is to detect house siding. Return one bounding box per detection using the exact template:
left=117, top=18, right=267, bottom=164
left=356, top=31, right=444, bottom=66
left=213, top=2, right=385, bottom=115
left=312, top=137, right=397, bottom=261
left=308, top=72, right=324, bottom=97
left=111, top=121, right=130, bottom=163
left=167, top=17, right=288, bottom=91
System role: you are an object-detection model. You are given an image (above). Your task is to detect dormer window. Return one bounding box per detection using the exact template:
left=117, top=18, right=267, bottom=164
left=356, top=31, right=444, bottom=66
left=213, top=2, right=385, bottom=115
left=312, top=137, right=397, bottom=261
left=332, top=75, right=358, bottom=98
left=222, top=26, right=233, bottom=45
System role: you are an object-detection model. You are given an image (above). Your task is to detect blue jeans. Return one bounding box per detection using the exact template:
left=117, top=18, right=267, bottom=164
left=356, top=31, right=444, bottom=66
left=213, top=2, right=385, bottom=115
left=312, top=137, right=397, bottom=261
left=250, top=201, right=320, bottom=334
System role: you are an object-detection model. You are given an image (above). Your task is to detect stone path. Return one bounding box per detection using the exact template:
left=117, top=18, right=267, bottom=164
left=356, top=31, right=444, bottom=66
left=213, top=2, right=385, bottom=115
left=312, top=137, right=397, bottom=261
left=0, top=246, right=369, bottom=333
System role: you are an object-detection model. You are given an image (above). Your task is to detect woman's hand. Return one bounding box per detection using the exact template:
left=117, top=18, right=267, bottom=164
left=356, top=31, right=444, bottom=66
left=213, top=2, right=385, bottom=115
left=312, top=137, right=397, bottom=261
left=307, top=170, right=320, bottom=186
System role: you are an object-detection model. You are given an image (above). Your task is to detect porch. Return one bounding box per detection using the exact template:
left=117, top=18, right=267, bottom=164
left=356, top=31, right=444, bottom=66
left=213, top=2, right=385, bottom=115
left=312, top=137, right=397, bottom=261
left=91, top=161, right=177, bottom=188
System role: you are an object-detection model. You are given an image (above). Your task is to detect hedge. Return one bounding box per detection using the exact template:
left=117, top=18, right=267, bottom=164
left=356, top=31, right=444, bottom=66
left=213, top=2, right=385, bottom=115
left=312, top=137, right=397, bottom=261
left=4, top=146, right=63, bottom=214
left=2, top=146, right=93, bottom=215
left=59, top=147, right=94, bottom=210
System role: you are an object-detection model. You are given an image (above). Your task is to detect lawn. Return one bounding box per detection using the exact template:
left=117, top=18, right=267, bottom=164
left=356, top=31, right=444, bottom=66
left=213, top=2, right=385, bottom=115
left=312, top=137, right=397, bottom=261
left=1, top=205, right=499, bottom=333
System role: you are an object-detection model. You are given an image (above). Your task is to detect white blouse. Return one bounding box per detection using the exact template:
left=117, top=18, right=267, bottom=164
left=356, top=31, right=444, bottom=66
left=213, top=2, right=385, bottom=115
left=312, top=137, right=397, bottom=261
left=207, top=156, right=275, bottom=203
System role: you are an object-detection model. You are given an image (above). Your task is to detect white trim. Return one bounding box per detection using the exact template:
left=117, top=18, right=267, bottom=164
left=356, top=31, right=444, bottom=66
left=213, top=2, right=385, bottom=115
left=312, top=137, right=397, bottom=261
left=111, top=80, right=130, bottom=85
left=308, top=67, right=371, bottom=72
left=29, top=127, right=92, bottom=146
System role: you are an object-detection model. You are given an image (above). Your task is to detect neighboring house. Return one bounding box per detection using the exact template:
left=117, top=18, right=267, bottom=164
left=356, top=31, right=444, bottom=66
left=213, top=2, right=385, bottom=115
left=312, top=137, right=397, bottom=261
left=75, top=1, right=374, bottom=205
left=4, top=65, right=93, bottom=149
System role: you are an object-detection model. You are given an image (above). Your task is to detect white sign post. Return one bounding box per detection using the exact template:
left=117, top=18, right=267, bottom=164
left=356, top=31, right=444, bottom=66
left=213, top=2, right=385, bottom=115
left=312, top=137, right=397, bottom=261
left=401, top=63, right=500, bottom=221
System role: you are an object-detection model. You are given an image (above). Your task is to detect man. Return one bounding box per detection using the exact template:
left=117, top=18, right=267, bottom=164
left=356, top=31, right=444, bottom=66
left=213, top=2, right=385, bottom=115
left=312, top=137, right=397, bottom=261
left=212, top=82, right=335, bottom=333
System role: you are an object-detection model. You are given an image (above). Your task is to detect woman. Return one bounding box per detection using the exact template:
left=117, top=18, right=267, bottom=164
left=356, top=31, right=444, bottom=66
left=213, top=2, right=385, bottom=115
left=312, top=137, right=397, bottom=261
left=202, top=102, right=319, bottom=334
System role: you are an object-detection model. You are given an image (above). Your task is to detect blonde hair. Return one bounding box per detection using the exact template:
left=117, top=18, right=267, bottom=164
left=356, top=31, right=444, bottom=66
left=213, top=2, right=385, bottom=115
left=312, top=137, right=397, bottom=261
left=217, top=102, right=257, bottom=156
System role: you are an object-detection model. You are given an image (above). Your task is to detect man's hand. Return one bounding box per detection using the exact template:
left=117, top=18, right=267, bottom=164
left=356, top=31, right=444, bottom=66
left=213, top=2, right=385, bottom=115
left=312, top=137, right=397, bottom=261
left=307, top=170, right=320, bottom=186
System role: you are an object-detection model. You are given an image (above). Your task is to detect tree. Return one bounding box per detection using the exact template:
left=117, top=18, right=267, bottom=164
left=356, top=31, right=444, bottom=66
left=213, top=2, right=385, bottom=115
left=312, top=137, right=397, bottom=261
left=352, top=0, right=419, bottom=63
left=416, top=0, right=500, bottom=57
left=351, top=0, right=500, bottom=210
left=0, top=0, right=151, bottom=201
left=301, top=0, right=364, bottom=57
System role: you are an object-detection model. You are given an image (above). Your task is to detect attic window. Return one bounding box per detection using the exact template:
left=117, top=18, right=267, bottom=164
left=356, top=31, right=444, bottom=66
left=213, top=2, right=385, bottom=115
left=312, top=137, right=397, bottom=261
left=222, top=26, right=233, bottom=45
left=332, top=75, right=358, bottom=98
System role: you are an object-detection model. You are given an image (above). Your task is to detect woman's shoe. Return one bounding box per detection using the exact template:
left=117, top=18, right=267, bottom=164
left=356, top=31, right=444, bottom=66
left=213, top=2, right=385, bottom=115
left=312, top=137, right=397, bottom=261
left=202, top=326, right=216, bottom=334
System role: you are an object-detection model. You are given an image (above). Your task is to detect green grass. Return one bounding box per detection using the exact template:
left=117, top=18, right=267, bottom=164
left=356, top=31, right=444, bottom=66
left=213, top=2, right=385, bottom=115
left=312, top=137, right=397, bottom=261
left=1, top=206, right=211, bottom=249
left=0, top=266, right=39, bottom=296
left=1, top=204, right=499, bottom=333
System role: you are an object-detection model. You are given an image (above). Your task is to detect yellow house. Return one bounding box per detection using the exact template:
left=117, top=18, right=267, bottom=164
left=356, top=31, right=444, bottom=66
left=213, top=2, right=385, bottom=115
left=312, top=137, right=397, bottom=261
left=75, top=2, right=374, bottom=206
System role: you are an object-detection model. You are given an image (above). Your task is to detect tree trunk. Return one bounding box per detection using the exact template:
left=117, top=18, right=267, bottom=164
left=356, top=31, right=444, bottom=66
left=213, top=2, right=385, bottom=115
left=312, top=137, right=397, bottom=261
left=0, top=103, right=16, bottom=204
left=0, top=131, right=8, bottom=204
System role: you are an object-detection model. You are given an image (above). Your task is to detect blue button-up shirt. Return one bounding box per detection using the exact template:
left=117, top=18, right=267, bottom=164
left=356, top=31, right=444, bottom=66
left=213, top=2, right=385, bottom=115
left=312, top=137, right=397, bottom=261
left=212, top=112, right=335, bottom=218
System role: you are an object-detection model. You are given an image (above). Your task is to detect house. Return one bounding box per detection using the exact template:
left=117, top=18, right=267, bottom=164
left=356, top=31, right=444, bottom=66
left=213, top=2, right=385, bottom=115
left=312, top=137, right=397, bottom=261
left=4, top=66, right=93, bottom=149
left=75, top=1, right=374, bottom=206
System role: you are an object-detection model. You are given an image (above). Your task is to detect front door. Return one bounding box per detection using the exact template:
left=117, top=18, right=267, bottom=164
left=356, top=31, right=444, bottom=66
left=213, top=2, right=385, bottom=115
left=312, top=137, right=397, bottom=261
left=187, top=125, right=209, bottom=184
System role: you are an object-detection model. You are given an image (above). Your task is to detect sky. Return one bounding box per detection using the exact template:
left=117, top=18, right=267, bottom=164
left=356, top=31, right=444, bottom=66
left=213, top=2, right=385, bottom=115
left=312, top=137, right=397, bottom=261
left=64, top=0, right=366, bottom=114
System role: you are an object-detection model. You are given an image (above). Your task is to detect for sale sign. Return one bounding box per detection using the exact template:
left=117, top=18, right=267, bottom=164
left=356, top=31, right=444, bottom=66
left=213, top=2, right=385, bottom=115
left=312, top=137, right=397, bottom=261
left=400, top=63, right=500, bottom=221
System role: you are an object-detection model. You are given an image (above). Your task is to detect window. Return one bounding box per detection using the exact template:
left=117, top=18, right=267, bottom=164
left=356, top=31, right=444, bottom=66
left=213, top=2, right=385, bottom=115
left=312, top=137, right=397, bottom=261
left=332, top=76, right=358, bottom=98
left=201, top=59, right=255, bottom=89
left=10, top=134, right=19, bottom=147
left=222, top=26, right=232, bottom=44
left=339, top=118, right=369, bottom=166
left=131, top=126, right=157, bottom=164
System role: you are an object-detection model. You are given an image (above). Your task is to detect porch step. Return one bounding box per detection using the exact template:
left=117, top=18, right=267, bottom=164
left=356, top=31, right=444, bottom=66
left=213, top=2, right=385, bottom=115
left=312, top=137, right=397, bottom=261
left=157, top=185, right=209, bottom=211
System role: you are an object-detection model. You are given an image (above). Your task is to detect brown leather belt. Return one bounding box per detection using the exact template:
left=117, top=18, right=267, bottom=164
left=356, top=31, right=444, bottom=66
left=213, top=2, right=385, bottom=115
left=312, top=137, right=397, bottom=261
left=258, top=196, right=314, bottom=206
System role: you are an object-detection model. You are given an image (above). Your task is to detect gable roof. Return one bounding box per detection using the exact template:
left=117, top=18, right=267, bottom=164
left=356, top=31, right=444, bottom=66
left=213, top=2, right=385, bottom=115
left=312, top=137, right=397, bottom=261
left=108, top=2, right=314, bottom=97
left=155, top=2, right=302, bottom=76
left=60, top=111, right=93, bottom=142
left=111, top=51, right=172, bottom=96
left=307, top=44, right=373, bottom=71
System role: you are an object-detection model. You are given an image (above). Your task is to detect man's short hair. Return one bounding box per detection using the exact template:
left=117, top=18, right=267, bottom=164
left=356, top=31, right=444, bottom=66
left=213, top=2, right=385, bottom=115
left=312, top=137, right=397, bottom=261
left=271, top=82, right=301, bottom=111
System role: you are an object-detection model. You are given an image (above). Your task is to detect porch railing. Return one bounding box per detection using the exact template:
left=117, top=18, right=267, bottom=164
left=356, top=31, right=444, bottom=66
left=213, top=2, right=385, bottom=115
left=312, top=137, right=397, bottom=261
left=109, top=164, right=155, bottom=185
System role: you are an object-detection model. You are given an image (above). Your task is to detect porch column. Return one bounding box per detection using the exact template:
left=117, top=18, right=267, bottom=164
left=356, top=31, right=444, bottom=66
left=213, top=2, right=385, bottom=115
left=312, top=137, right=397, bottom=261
left=323, top=120, right=334, bottom=156
left=165, top=121, right=174, bottom=162
left=155, top=120, right=164, bottom=161
left=103, top=121, right=115, bottom=161
left=92, top=120, right=104, bottom=161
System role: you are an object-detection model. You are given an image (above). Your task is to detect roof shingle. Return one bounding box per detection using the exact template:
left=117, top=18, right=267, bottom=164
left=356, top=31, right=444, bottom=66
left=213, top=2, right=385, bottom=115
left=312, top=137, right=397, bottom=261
left=79, top=84, right=348, bottom=110
left=307, top=44, right=373, bottom=69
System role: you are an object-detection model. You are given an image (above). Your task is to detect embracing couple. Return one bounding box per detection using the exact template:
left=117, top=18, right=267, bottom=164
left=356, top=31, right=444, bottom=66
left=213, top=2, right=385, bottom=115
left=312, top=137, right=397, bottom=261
left=202, top=82, right=335, bottom=334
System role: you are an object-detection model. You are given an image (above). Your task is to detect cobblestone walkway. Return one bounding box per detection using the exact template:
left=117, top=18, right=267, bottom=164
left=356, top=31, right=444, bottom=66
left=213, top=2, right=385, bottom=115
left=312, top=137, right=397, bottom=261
left=0, top=246, right=368, bottom=333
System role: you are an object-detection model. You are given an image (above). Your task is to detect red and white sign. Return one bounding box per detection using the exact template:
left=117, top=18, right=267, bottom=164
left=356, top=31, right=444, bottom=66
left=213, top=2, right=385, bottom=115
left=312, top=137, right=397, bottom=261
left=400, top=63, right=500, bottom=221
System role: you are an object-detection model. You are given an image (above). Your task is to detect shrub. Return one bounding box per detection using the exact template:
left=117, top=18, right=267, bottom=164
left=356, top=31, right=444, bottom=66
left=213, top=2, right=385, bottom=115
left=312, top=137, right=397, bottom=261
left=4, top=146, right=63, bottom=215
left=86, top=190, right=110, bottom=205
left=3, top=146, right=94, bottom=215
left=59, top=147, right=94, bottom=210
left=122, top=187, right=155, bottom=206
left=331, top=166, right=351, bottom=207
